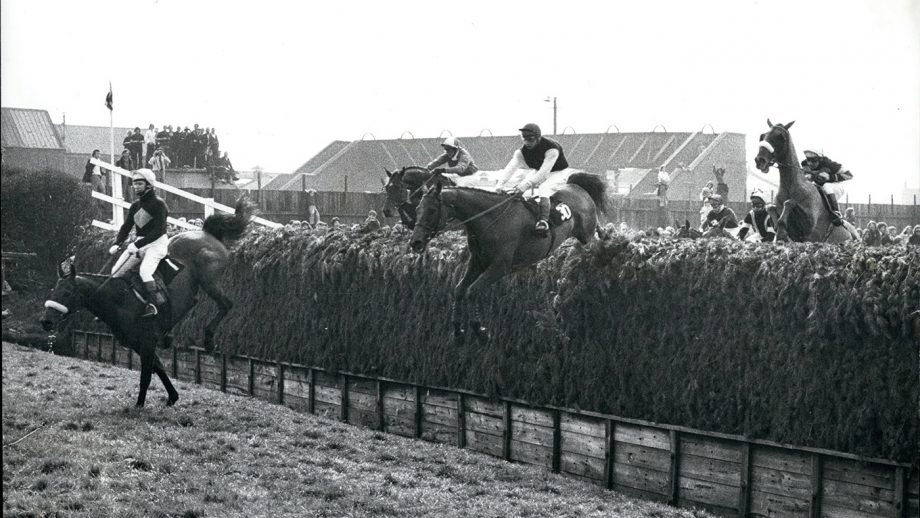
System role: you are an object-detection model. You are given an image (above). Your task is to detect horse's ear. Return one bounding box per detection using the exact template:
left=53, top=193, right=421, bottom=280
left=685, top=219, right=691, bottom=228
left=384, top=168, right=392, bottom=178
left=379, top=178, right=386, bottom=187
left=767, top=118, right=773, bottom=128
left=783, top=120, right=795, bottom=129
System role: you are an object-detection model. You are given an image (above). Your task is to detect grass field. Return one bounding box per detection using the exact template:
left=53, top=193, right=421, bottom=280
left=2, top=342, right=714, bottom=518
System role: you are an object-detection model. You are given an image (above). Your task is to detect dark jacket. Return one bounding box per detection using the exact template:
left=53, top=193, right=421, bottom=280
left=115, top=189, right=168, bottom=248
left=521, top=137, right=569, bottom=172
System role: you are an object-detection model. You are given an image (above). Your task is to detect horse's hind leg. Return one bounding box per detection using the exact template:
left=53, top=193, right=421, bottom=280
left=136, top=343, right=156, bottom=407
left=198, top=277, right=233, bottom=352
left=153, top=356, right=179, bottom=406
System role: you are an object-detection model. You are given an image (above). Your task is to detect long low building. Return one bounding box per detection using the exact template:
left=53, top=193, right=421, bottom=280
left=268, top=130, right=748, bottom=201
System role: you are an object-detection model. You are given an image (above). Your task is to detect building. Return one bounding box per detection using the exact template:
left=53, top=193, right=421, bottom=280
left=1, top=107, right=67, bottom=172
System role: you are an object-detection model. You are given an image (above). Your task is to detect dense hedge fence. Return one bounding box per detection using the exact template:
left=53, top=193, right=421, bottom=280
left=71, top=224, right=918, bottom=462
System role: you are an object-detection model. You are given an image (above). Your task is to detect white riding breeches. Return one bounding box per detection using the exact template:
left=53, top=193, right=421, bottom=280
left=112, top=234, right=169, bottom=282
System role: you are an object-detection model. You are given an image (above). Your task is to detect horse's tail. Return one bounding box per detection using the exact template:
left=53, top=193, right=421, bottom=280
left=567, top=172, right=607, bottom=215
left=202, top=197, right=257, bottom=242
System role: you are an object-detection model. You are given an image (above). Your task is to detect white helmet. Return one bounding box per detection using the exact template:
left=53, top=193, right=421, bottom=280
left=131, top=168, right=156, bottom=186
left=441, top=136, right=459, bottom=149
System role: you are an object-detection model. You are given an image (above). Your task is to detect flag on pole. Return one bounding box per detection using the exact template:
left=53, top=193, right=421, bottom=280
left=105, top=82, right=113, bottom=111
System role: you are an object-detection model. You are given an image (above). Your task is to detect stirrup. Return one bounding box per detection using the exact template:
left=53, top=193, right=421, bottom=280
left=141, top=303, right=158, bottom=318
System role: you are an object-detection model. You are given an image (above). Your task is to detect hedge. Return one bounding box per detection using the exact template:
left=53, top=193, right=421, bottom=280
left=69, top=223, right=918, bottom=462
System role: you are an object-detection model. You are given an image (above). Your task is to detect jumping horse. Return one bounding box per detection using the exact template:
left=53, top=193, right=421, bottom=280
left=40, top=198, right=256, bottom=407
left=409, top=172, right=607, bottom=344
left=753, top=120, right=855, bottom=242
left=382, top=166, right=455, bottom=229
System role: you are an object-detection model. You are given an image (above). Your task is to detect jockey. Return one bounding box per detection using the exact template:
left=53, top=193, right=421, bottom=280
left=497, top=123, right=570, bottom=236
left=801, top=149, right=852, bottom=226
left=426, top=137, right=478, bottom=177
left=109, top=168, right=169, bottom=318
left=737, top=189, right=776, bottom=242
left=701, top=194, right=739, bottom=231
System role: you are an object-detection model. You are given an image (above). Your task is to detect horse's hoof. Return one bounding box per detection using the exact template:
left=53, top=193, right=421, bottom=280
left=166, top=395, right=179, bottom=407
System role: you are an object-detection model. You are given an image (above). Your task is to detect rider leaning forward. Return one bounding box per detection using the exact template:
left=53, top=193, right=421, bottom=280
left=701, top=194, right=739, bottom=232
left=108, top=168, right=169, bottom=318
left=426, top=136, right=478, bottom=178
left=497, top=123, right=570, bottom=236
left=737, top=189, right=776, bottom=242
left=801, top=149, right=853, bottom=226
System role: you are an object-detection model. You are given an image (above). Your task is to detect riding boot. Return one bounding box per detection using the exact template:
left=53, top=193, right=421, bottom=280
left=140, top=281, right=160, bottom=318
left=827, top=193, right=844, bottom=226
left=535, top=197, right=551, bottom=236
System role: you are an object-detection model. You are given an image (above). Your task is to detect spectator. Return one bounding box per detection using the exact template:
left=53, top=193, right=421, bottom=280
left=702, top=194, right=738, bottom=231
left=213, top=151, right=236, bottom=182
left=144, top=124, right=157, bottom=163
left=801, top=149, right=853, bottom=226
left=179, top=127, right=193, bottom=167
left=426, top=137, right=478, bottom=177
left=357, top=210, right=381, bottom=233
left=330, top=217, right=341, bottom=229
left=115, top=149, right=135, bottom=171
left=170, top=126, right=184, bottom=167
left=655, top=166, right=671, bottom=207
left=844, top=207, right=857, bottom=227
left=737, top=189, right=776, bottom=242
left=305, top=189, right=320, bottom=226
left=699, top=181, right=715, bottom=229
left=209, top=128, right=220, bottom=160
left=877, top=222, right=891, bottom=245
left=862, top=221, right=881, bottom=246
left=497, top=123, right=571, bottom=236
left=908, top=225, right=920, bottom=246
left=148, top=147, right=171, bottom=182
left=122, top=130, right=133, bottom=160
left=193, top=124, right=206, bottom=168
left=129, top=127, right=145, bottom=166
left=887, top=226, right=902, bottom=246
left=82, top=149, right=106, bottom=194
left=156, top=125, right=171, bottom=159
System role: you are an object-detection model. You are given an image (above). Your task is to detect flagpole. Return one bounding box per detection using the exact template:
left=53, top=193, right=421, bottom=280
left=108, top=81, right=124, bottom=227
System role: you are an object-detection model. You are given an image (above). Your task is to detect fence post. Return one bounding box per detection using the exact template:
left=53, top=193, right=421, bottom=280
left=456, top=393, right=466, bottom=449
left=738, top=443, right=752, bottom=517
left=605, top=419, right=616, bottom=490
left=669, top=430, right=681, bottom=505
left=308, top=367, right=315, bottom=414
left=552, top=409, right=562, bottom=474
left=247, top=358, right=254, bottom=396
left=809, top=454, right=823, bottom=518
left=376, top=380, right=386, bottom=432
left=340, top=374, right=349, bottom=423
left=276, top=360, right=284, bottom=405
left=220, top=352, right=227, bottom=393
left=414, top=385, right=423, bottom=439
left=194, top=348, right=201, bottom=384
left=502, top=400, right=512, bottom=461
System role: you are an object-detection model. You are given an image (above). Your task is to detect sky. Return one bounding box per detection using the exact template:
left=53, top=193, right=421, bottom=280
left=2, top=0, right=918, bottom=201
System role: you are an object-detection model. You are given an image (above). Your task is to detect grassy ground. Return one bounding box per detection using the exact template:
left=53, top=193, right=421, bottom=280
left=2, top=342, right=714, bottom=518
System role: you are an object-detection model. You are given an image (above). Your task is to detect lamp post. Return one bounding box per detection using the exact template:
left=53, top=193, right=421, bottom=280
left=545, top=96, right=557, bottom=135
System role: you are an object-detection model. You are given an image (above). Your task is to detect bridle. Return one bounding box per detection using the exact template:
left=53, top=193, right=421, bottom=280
left=758, top=130, right=803, bottom=173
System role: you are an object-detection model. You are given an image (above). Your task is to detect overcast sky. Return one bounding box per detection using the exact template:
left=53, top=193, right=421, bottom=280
left=2, top=0, right=918, bottom=200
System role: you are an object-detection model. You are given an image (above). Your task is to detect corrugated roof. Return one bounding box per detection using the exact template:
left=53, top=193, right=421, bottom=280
left=54, top=124, right=135, bottom=155
left=1, top=107, right=63, bottom=149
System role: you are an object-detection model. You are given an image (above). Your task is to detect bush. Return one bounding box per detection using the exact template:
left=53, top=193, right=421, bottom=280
left=1, top=167, right=95, bottom=283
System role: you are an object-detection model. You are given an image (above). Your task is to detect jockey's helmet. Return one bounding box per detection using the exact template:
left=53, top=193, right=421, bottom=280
left=803, top=149, right=824, bottom=159
left=750, top=189, right=767, bottom=204
left=441, top=136, right=459, bottom=149
left=709, top=194, right=723, bottom=204
left=131, top=168, right=156, bottom=186
left=518, top=123, right=542, bottom=138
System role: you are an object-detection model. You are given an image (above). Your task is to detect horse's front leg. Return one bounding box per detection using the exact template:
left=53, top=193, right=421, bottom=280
left=198, top=278, right=233, bottom=352
left=453, top=261, right=484, bottom=345
left=136, top=342, right=156, bottom=407
left=771, top=202, right=791, bottom=242
left=153, top=355, right=179, bottom=406
left=464, top=259, right=512, bottom=344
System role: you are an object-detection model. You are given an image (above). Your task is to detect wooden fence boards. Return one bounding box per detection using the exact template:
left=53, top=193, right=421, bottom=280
left=67, top=332, right=919, bottom=518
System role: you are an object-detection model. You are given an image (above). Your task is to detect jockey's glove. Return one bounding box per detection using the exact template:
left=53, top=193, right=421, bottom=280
left=126, top=243, right=139, bottom=254
left=502, top=185, right=524, bottom=196
left=108, top=245, right=120, bottom=255
left=817, top=172, right=830, bottom=181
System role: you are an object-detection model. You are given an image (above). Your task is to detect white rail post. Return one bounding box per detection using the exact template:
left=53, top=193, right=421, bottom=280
left=204, top=199, right=215, bottom=219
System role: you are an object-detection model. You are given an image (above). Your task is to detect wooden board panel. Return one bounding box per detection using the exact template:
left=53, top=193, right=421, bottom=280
left=512, top=419, right=555, bottom=448
left=384, top=416, right=416, bottom=438
left=750, top=464, right=812, bottom=500
left=614, top=422, right=671, bottom=450
left=510, top=406, right=554, bottom=428
left=560, top=428, right=606, bottom=459
left=751, top=446, right=812, bottom=475
left=421, top=389, right=458, bottom=409
left=821, top=479, right=894, bottom=516
left=347, top=378, right=377, bottom=397
left=282, top=393, right=309, bottom=413
left=819, top=501, right=887, bottom=518
left=251, top=362, right=278, bottom=402
left=614, top=440, right=671, bottom=472
left=464, top=397, right=504, bottom=417
left=347, top=390, right=377, bottom=414
left=312, top=400, right=340, bottom=420
left=283, top=378, right=311, bottom=403
left=560, top=450, right=606, bottom=481
left=422, top=402, right=458, bottom=428
left=224, top=358, right=249, bottom=393
left=678, top=475, right=739, bottom=510
left=681, top=434, right=744, bottom=464
left=348, top=408, right=379, bottom=430
left=198, top=355, right=222, bottom=390
left=560, top=413, right=605, bottom=438
left=749, top=489, right=809, bottom=517
left=676, top=496, right=738, bottom=518
left=613, top=462, right=670, bottom=496
left=314, top=384, right=341, bottom=406
left=509, top=438, right=552, bottom=468
left=465, top=411, right=503, bottom=436
left=823, top=457, right=895, bottom=490
left=465, top=429, right=503, bottom=458
left=115, top=347, right=132, bottom=368
left=680, top=452, right=742, bottom=487
left=420, top=422, right=456, bottom=445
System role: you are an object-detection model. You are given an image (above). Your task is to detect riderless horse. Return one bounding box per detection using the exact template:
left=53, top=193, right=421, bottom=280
left=409, top=172, right=607, bottom=344
left=382, top=166, right=455, bottom=229
left=753, top=120, right=855, bottom=242
left=40, top=199, right=256, bottom=407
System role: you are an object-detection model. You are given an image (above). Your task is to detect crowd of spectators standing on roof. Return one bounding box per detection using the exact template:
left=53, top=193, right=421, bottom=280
left=117, top=124, right=236, bottom=182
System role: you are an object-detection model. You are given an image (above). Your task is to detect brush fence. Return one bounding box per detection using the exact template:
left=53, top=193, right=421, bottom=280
left=73, top=330, right=918, bottom=518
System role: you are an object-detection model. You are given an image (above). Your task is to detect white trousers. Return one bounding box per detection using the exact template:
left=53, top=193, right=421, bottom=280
left=112, top=234, right=169, bottom=282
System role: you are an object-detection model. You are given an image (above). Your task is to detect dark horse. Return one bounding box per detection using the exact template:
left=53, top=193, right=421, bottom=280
left=409, top=172, right=607, bottom=344
left=753, top=120, right=855, bottom=242
left=40, top=199, right=256, bottom=407
left=382, top=166, right=455, bottom=229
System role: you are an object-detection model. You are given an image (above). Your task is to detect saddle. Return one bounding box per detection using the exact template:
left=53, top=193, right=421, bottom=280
left=125, top=257, right=183, bottom=318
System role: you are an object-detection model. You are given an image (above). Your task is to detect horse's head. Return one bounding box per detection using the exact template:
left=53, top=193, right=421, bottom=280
left=754, top=119, right=795, bottom=173
left=382, top=167, right=407, bottom=218
left=40, top=257, right=81, bottom=331
left=408, top=176, right=448, bottom=253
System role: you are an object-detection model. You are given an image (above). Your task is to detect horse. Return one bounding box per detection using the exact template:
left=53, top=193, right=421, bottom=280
left=409, top=172, right=607, bottom=344
left=382, top=166, right=455, bottom=229
left=753, top=120, right=855, bottom=242
left=40, top=198, right=256, bottom=407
